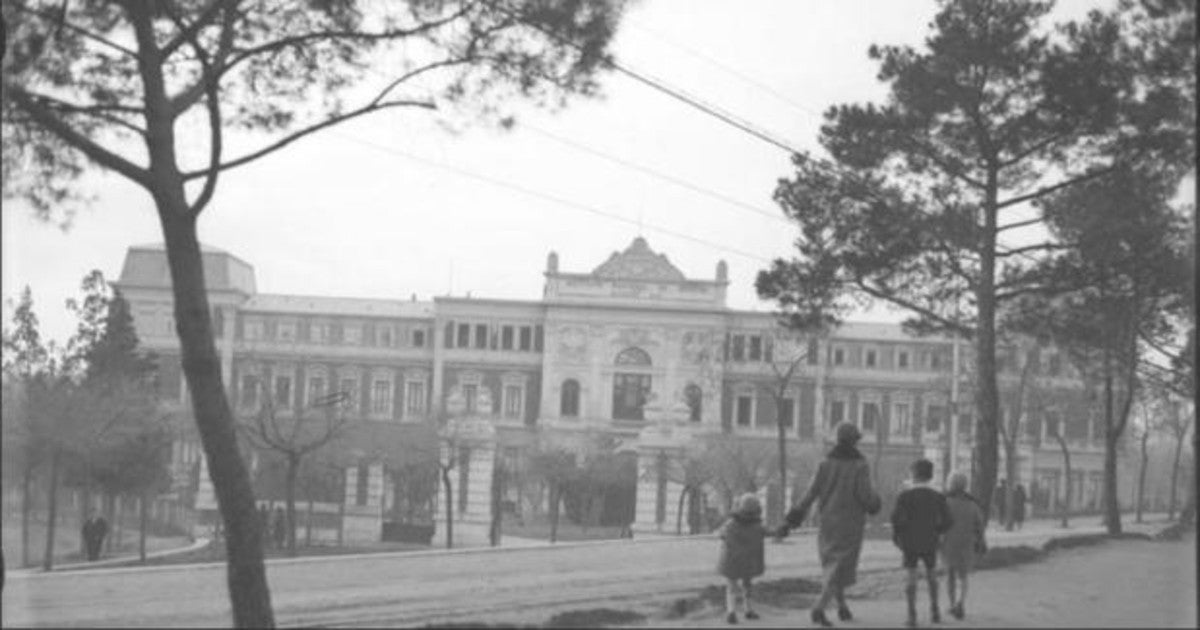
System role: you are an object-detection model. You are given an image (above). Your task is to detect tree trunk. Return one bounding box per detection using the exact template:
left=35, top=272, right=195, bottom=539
left=776, top=396, right=788, bottom=513
left=21, top=463, right=34, bottom=568
left=159, top=211, right=274, bottom=626
left=1056, top=433, right=1072, bottom=528
left=973, top=172, right=1001, bottom=525
left=139, top=490, right=149, bottom=563
left=42, top=449, right=62, bottom=571
left=306, top=498, right=314, bottom=547
left=1136, top=429, right=1150, bottom=523
left=441, top=465, right=453, bottom=549
left=285, top=455, right=299, bottom=557
left=549, top=485, right=560, bottom=544
left=676, top=485, right=689, bottom=535
left=1004, top=438, right=1017, bottom=531
left=1168, top=429, right=1185, bottom=520
left=489, top=464, right=502, bottom=547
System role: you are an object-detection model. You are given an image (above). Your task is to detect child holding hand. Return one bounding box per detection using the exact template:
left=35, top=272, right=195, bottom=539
left=717, top=493, right=771, bottom=624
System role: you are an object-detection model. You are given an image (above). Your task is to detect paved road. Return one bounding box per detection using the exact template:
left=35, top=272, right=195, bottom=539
left=0, top=516, right=1171, bottom=628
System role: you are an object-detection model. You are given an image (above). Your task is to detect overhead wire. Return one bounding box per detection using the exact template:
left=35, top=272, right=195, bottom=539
left=331, top=130, right=776, bottom=265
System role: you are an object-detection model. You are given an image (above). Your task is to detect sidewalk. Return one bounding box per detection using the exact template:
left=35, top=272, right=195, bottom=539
left=7, top=536, right=211, bottom=578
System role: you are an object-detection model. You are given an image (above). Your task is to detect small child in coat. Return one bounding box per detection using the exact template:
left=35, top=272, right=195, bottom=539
left=941, top=472, right=987, bottom=620
left=717, top=493, right=770, bottom=624
left=891, top=459, right=953, bottom=628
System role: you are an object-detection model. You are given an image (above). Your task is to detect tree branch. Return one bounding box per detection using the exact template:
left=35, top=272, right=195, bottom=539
left=854, top=277, right=975, bottom=337
left=996, top=165, right=1117, bottom=211
left=10, top=2, right=139, bottom=58
left=996, top=214, right=1045, bottom=233
left=999, top=131, right=1070, bottom=169
left=6, top=87, right=151, bottom=187
left=164, top=4, right=225, bottom=219
left=25, top=91, right=147, bottom=136
left=160, top=0, right=232, bottom=59
left=180, top=99, right=435, bottom=181
left=168, top=0, right=240, bottom=118
left=995, top=242, right=1072, bottom=259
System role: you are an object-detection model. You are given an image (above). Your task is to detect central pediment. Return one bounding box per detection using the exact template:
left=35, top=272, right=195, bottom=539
left=591, top=237, right=686, bottom=281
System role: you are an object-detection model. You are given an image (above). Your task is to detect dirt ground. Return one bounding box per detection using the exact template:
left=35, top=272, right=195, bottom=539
left=641, top=536, right=1197, bottom=628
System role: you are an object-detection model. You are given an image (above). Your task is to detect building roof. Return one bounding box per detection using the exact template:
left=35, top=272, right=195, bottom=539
left=591, top=237, right=688, bottom=281
left=834, top=320, right=953, bottom=343
left=241, top=294, right=434, bottom=318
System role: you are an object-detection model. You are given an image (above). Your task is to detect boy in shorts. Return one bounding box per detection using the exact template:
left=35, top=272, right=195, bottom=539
left=890, top=459, right=953, bottom=627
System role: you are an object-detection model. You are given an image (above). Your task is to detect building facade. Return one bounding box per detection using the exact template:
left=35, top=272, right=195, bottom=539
left=114, top=237, right=1126, bottom=543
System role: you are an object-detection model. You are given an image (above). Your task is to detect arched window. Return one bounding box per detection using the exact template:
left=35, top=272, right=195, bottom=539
left=615, top=347, right=652, bottom=366
left=685, top=384, right=702, bottom=422
left=560, top=379, right=580, bottom=417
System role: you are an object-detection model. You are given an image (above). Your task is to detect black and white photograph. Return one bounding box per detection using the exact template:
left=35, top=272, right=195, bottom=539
left=0, top=0, right=1195, bottom=627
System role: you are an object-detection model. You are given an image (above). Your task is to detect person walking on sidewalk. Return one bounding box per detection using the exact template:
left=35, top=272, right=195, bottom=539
left=1012, top=483, right=1027, bottom=530
left=891, top=458, right=953, bottom=628
left=941, top=472, right=987, bottom=621
left=716, top=493, right=770, bottom=625
left=82, top=509, right=110, bottom=562
left=778, top=422, right=882, bottom=627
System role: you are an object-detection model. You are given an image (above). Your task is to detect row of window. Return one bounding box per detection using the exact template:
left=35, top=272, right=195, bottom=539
left=723, top=334, right=950, bottom=373
left=238, top=370, right=428, bottom=419
left=443, top=321, right=544, bottom=353
left=241, top=318, right=429, bottom=349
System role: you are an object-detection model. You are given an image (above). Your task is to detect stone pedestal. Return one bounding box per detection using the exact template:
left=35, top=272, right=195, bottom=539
left=632, top=401, right=708, bottom=533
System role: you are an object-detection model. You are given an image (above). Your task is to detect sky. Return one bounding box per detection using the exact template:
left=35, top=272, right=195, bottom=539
left=0, top=0, right=1157, bottom=347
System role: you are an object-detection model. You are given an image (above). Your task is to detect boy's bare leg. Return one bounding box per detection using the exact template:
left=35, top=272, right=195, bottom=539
left=905, top=567, right=919, bottom=626
left=725, top=578, right=742, bottom=617
left=926, top=564, right=941, bottom=622
left=946, top=568, right=958, bottom=609
left=743, top=579, right=759, bottom=618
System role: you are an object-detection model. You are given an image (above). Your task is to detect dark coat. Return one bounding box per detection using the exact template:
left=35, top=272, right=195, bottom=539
left=785, top=443, right=881, bottom=588
left=890, top=483, right=952, bottom=555
left=942, top=491, right=986, bottom=572
left=1013, top=485, right=1027, bottom=522
left=717, top=512, right=768, bottom=580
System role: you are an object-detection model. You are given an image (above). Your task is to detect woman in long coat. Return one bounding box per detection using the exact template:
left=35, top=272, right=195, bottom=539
left=780, top=422, right=882, bottom=627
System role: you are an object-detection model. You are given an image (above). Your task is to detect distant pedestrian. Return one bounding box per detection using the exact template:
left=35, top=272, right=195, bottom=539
left=891, top=459, right=953, bottom=628
left=717, top=493, right=770, bottom=624
left=1013, top=483, right=1027, bottom=530
left=272, top=507, right=287, bottom=551
left=994, top=479, right=1008, bottom=528
left=258, top=504, right=271, bottom=548
left=778, top=422, right=882, bottom=627
left=941, top=472, right=987, bottom=621
left=82, top=509, right=110, bottom=562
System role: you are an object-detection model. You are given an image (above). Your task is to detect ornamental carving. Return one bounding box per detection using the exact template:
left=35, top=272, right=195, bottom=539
left=591, top=237, right=687, bottom=281
left=556, top=325, right=589, bottom=364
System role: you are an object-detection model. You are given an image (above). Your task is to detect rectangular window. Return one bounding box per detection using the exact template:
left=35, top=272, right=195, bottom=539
left=277, top=321, right=297, bottom=342
left=356, top=464, right=369, bottom=506
left=735, top=395, right=753, bottom=426
left=749, top=336, right=762, bottom=361
left=892, top=402, right=911, bottom=438
left=926, top=404, right=946, bottom=434
left=343, top=324, right=362, bottom=345
left=308, top=376, right=326, bottom=407
left=372, top=380, right=392, bottom=415
left=865, top=349, right=877, bottom=368
left=929, top=352, right=942, bottom=370
left=898, top=351, right=910, bottom=369
left=807, top=339, right=819, bottom=365
left=501, top=326, right=514, bottom=350
left=241, top=375, right=260, bottom=408
left=312, top=323, right=330, bottom=344
left=412, top=329, right=426, bottom=348
left=463, top=383, right=478, bottom=413
left=274, top=375, right=292, bottom=408
left=830, top=400, right=845, bottom=427
left=833, top=347, right=845, bottom=366
left=777, top=398, right=795, bottom=429
left=457, top=323, right=470, bottom=348
left=405, top=381, right=426, bottom=417
left=475, top=324, right=488, bottom=349
left=519, top=326, right=532, bottom=351
left=861, top=402, right=880, bottom=434
left=732, top=335, right=746, bottom=361
left=379, top=327, right=392, bottom=347
left=340, top=378, right=358, bottom=413
left=503, top=385, right=523, bottom=419
left=244, top=320, right=264, bottom=341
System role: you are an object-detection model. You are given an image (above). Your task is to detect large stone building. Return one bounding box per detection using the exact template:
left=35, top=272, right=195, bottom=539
left=114, top=237, right=1125, bottom=543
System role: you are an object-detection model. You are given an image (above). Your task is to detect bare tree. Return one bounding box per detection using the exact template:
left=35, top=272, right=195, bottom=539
left=240, top=386, right=350, bottom=556
left=760, top=332, right=815, bottom=519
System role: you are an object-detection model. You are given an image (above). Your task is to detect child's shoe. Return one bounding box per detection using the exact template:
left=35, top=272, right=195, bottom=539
left=726, top=611, right=738, bottom=624
left=810, top=609, right=833, bottom=627
left=837, top=605, right=853, bottom=621
left=744, top=610, right=760, bottom=620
